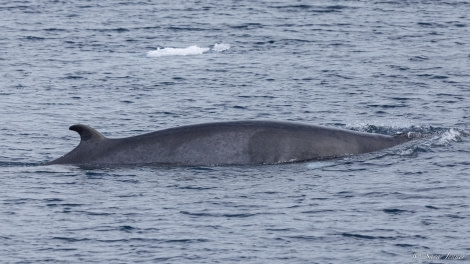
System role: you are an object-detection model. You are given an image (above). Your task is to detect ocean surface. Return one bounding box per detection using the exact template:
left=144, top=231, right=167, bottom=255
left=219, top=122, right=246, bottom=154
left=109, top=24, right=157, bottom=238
left=1, top=0, right=469, bottom=263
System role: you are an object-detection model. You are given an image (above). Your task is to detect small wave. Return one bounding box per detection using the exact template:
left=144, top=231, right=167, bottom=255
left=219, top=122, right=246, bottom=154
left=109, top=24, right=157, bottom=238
left=306, top=161, right=335, bottom=169
left=341, top=232, right=395, bottom=240
left=344, top=123, right=415, bottom=135
left=383, top=208, right=415, bottom=215
left=0, top=161, right=38, bottom=167
left=146, top=43, right=230, bottom=57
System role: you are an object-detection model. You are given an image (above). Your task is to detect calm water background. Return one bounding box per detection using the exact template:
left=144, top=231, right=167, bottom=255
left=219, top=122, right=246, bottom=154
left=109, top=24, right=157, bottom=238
left=1, top=0, right=470, bottom=263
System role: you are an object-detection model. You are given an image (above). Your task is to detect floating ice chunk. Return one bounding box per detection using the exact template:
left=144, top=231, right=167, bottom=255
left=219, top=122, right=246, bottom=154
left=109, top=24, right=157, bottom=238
left=212, top=43, right=230, bottom=52
left=147, top=45, right=210, bottom=57
left=147, top=43, right=230, bottom=57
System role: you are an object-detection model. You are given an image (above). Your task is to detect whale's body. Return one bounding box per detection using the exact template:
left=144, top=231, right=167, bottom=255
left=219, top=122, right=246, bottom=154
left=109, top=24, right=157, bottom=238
left=46, top=121, right=411, bottom=166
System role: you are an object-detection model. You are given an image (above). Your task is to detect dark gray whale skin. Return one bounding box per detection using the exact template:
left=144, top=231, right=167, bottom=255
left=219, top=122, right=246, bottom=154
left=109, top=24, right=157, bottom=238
left=45, top=120, right=412, bottom=166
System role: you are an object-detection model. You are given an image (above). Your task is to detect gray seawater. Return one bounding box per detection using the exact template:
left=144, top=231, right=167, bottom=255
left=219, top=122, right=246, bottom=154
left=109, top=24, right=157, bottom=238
left=1, top=0, right=470, bottom=263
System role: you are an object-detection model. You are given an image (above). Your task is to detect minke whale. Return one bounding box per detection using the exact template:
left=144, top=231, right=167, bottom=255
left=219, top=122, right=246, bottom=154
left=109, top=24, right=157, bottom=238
left=46, top=120, right=412, bottom=167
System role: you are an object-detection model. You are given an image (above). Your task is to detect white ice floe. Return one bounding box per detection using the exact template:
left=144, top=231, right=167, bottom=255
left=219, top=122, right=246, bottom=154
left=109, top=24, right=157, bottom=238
left=147, top=43, right=230, bottom=57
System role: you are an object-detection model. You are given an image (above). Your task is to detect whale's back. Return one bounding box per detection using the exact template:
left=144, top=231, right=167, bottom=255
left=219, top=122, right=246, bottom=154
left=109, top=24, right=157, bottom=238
left=46, top=121, right=411, bottom=166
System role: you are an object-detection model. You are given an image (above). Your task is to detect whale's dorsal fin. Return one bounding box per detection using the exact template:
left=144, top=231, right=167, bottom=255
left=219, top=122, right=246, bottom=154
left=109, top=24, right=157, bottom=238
left=69, top=124, right=107, bottom=142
